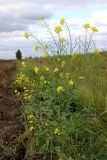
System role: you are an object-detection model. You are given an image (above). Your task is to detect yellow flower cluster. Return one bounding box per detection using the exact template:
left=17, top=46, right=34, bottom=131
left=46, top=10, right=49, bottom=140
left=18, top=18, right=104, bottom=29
left=24, top=32, right=29, bottom=39
left=14, top=89, right=20, bottom=96
left=94, top=48, right=99, bottom=55
left=54, top=26, right=62, bottom=33
left=35, top=45, right=39, bottom=52
left=83, top=23, right=91, bottom=29
left=59, top=38, right=66, bottom=43
left=21, top=62, right=26, bottom=68
left=23, top=86, right=27, bottom=90
left=24, top=87, right=32, bottom=100
left=59, top=73, right=64, bottom=78
left=27, top=114, right=33, bottom=121
left=83, top=23, right=98, bottom=32
left=37, top=17, right=45, bottom=21
left=68, top=79, right=74, bottom=85
left=60, top=18, right=65, bottom=25
left=44, top=65, right=49, bottom=71
left=61, top=60, right=65, bottom=67
left=54, top=128, right=61, bottom=135
left=43, top=52, right=49, bottom=58
left=40, top=76, right=45, bottom=81
left=71, top=52, right=78, bottom=58
left=34, top=66, right=39, bottom=73
left=44, top=45, right=48, bottom=49
left=57, top=86, right=64, bottom=93
left=91, top=26, right=98, bottom=32
left=79, top=76, right=84, bottom=80
left=29, top=126, right=34, bottom=132
left=44, top=80, right=50, bottom=84
left=27, top=115, right=34, bottom=131
left=15, top=73, right=30, bottom=85
left=54, top=68, right=59, bottom=73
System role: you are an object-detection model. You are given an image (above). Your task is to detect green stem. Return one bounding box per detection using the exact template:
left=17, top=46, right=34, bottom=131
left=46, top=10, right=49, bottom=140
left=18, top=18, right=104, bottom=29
left=43, top=21, right=59, bottom=51
left=84, top=28, right=88, bottom=54
left=58, top=33, right=61, bottom=55
left=86, top=32, right=94, bottom=53
left=29, top=32, right=48, bottom=53
left=65, top=22, right=73, bottom=54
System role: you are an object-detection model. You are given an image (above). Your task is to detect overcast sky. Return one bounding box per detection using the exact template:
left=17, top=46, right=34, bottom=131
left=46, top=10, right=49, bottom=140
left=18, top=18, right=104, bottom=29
left=0, top=0, right=107, bottom=59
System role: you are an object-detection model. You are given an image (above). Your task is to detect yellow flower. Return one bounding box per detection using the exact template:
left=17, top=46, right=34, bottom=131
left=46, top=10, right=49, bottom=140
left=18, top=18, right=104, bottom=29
left=59, top=38, right=66, bottom=43
left=44, top=80, right=47, bottom=84
left=24, top=32, right=29, bottom=39
left=57, top=86, right=64, bottom=93
left=34, top=66, right=39, bottom=73
left=71, top=52, right=78, bottom=58
left=37, top=17, right=45, bottom=21
left=43, top=65, right=49, bottom=71
left=35, top=45, right=39, bottom=52
left=60, top=18, right=65, bottom=25
left=27, top=115, right=33, bottom=120
left=23, top=87, right=27, bottom=90
left=83, top=23, right=91, bottom=29
left=43, top=52, right=48, bottom=58
left=54, top=68, right=59, bottom=73
left=44, top=45, right=48, bottom=49
left=29, top=126, right=34, bottom=132
left=21, top=62, right=26, bottom=68
left=24, top=89, right=29, bottom=93
left=45, top=67, right=49, bottom=71
left=91, top=26, right=98, bottom=32
left=29, top=120, right=33, bottom=123
left=68, top=79, right=74, bottom=85
left=40, top=76, right=45, bottom=81
left=54, top=26, right=62, bottom=33
left=17, top=92, right=20, bottom=96
left=44, top=81, right=50, bottom=84
left=54, top=128, right=60, bottom=135
left=79, top=76, right=84, bottom=80
left=94, top=48, right=99, bottom=55
left=61, top=60, right=65, bottom=67
left=14, top=90, right=18, bottom=93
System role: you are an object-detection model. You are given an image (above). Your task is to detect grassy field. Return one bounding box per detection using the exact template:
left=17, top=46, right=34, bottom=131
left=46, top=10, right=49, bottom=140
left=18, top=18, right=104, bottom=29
left=13, top=52, right=107, bottom=160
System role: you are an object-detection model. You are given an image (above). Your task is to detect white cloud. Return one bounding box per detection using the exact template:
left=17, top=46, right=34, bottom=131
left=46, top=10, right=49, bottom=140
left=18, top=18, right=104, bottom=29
left=89, top=10, right=107, bottom=26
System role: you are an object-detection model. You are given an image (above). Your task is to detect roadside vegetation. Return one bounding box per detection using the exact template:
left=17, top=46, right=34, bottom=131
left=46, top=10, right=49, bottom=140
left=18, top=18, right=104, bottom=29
left=13, top=18, right=107, bottom=160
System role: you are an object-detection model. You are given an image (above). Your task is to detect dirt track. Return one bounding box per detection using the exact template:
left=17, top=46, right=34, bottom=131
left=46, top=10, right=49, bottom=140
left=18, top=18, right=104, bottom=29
left=0, top=61, right=47, bottom=160
left=0, top=60, right=25, bottom=160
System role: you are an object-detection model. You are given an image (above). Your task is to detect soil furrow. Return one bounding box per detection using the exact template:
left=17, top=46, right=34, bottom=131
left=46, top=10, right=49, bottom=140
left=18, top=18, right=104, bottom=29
left=0, top=60, right=25, bottom=160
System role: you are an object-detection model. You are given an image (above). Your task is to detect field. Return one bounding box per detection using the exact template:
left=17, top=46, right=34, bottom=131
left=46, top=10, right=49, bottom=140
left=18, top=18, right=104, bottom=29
left=0, top=52, right=107, bottom=160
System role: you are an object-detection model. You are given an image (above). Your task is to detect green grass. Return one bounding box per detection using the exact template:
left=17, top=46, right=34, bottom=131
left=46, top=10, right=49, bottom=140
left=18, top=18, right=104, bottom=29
left=14, top=53, right=107, bottom=160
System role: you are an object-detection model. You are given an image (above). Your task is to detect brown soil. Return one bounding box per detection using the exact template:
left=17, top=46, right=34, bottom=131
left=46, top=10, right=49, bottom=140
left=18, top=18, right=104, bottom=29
left=0, top=60, right=25, bottom=160
left=0, top=60, right=47, bottom=160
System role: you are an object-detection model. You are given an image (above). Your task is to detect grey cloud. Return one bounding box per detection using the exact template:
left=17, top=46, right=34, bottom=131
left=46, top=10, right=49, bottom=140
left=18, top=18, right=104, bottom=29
left=0, top=2, right=53, bottom=32
left=0, top=0, right=107, bottom=32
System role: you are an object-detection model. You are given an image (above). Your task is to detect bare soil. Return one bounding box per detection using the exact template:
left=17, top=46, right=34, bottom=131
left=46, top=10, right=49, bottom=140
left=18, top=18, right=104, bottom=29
left=0, top=60, right=47, bottom=160
left=0, top=60, right=25, bottom=160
